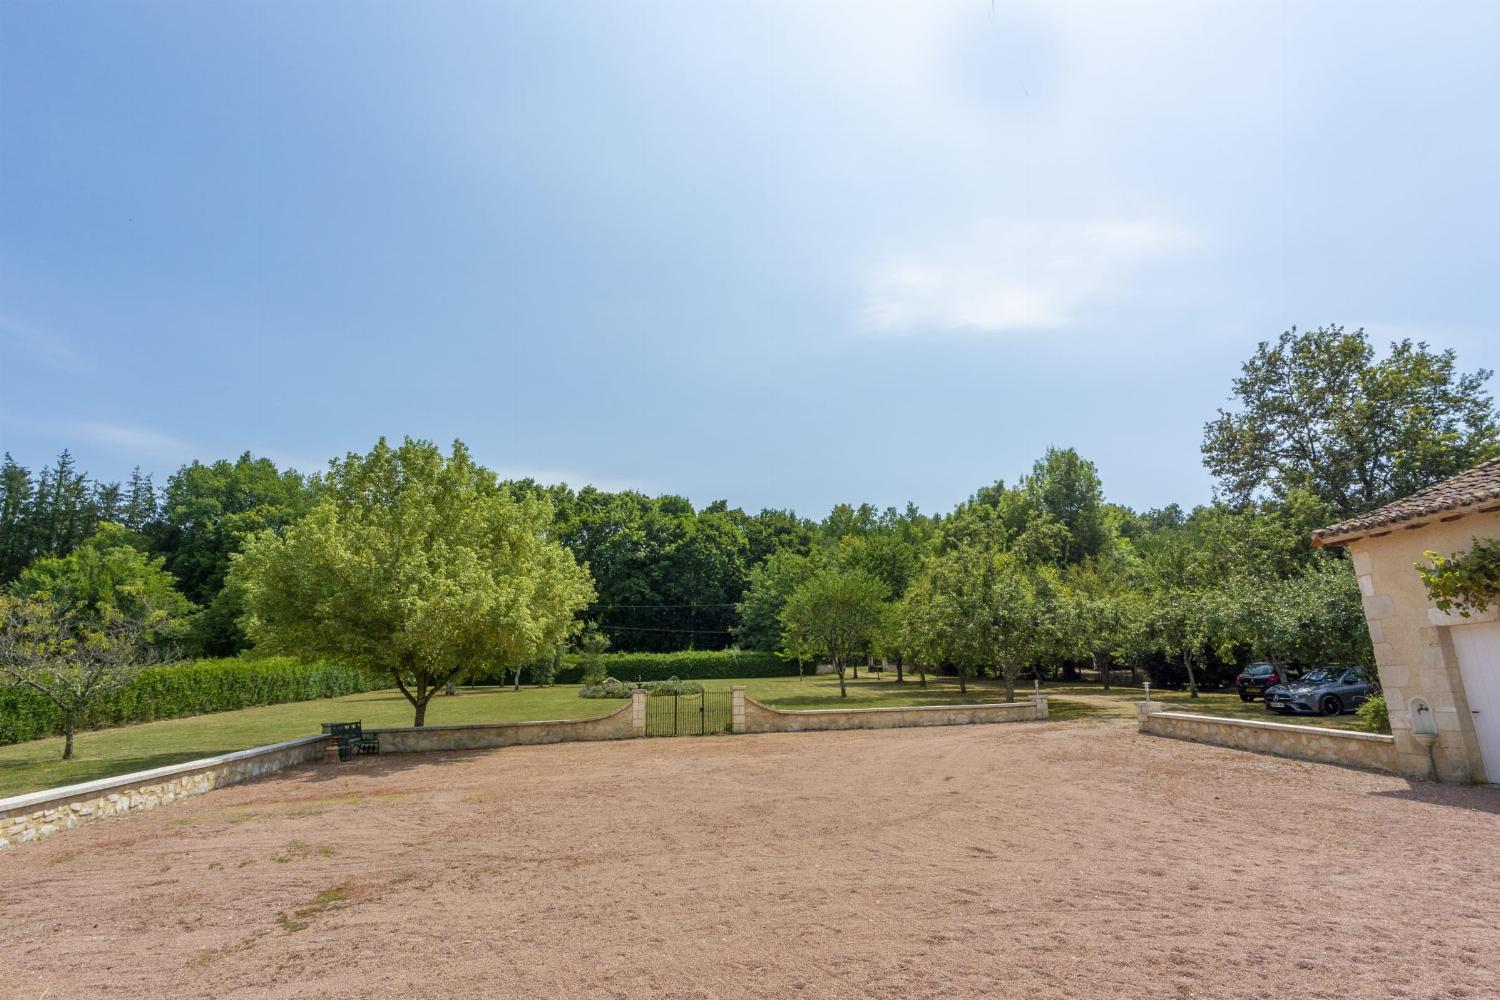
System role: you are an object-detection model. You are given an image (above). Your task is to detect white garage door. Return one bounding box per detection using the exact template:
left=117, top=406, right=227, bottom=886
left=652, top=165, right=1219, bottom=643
left=1451, top=620, right=1500, bottom=784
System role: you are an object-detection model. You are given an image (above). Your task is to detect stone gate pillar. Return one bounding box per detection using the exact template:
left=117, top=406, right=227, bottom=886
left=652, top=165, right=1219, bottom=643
left=630, top=688, right=647, bottom=738
left=731, top=686, right=747, bottom=734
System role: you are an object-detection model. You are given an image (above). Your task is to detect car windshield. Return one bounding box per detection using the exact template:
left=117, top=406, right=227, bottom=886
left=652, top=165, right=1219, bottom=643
left=1246, top=664, right=1274, bottom=677
left=1298, top=669, right=1337, bottom=684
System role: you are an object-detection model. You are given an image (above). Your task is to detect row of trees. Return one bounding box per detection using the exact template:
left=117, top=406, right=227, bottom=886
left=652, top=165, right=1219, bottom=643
left=769, top=485, right=1368, bottom=699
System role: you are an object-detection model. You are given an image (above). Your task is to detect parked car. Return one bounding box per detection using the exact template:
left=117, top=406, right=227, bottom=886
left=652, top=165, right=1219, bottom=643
left=1264, top=668, right=1373, bottom=716
left=1234, top=662, right=1289, bottom=701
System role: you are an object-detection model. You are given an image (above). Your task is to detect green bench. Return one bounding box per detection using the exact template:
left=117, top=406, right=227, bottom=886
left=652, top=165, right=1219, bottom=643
left=321, top=721, right=381, bottom=760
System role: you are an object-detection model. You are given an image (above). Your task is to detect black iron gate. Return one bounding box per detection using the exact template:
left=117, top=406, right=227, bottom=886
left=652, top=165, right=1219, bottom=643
left=644, top=691, right=733, bottom=737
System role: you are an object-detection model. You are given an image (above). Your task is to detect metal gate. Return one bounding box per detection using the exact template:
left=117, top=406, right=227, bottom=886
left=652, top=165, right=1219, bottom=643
left=644, top=691, right=733, bottom=737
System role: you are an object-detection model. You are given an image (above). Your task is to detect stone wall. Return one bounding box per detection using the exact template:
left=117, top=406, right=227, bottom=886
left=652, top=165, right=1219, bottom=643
left=1136, top=702, right=1398, bottom=773
left=367, top=700, right=637, bottom=753
left=740, top=692, right=1046, bottom=734
left=0, top=734, right=328, bottom=851
left=1343, top=510, right=1500, bottom=783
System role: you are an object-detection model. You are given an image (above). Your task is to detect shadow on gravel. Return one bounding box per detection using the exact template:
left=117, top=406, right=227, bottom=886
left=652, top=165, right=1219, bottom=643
left=1368, top=781, right=1500, bottom=814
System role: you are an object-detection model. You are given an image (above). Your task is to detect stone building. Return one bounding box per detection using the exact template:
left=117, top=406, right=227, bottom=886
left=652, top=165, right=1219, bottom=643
left=1312, top=458, right=1500, bottom=782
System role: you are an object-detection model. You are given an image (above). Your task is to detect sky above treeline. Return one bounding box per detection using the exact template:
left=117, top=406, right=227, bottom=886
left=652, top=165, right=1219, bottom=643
left=2, top=1, right=1498, bottom=517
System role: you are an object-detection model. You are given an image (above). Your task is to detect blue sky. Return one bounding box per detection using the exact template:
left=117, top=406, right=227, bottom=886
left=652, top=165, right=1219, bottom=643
left=2, top=1, right=1497, bottom=517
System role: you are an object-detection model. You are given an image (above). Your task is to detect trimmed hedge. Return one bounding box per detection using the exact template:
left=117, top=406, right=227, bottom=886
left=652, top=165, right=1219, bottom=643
left=0, top=656, right=383, bottom=747
left=551, top=650, right=793, bottom=685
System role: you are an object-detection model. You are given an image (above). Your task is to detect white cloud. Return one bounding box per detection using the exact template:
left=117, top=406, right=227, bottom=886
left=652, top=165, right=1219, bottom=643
left=0, top=316, right=90, bottom=373
left=859, top=219, right=1194, bottom=336
left=74, top=422, right=195, bottom=463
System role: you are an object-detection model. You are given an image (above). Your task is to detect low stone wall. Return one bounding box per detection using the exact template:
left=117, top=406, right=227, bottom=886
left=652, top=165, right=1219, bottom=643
left=739, top=692, right=1046, bottom=734
left=0, top=734, right=328, bottom=851
left=368, top=701, right=637, bottom=753
left=1136, top=702, right=1398, bottom=773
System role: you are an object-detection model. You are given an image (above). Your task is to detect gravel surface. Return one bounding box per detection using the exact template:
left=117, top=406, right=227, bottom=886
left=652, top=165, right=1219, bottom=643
left=4, top=719, right=1498, bottom=1000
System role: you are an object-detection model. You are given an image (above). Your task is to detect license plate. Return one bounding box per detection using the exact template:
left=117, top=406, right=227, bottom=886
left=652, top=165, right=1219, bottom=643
left=1246, top=687, right=1262, bottom=694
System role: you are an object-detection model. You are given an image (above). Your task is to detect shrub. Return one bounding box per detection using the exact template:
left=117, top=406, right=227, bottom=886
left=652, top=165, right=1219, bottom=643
left=1356, top=693, right=1390, bottom=734
left=0, top=656, right=382, bottom=747
left=1419, top=538, right=1500, bottom=617
left=578, top=677, right=706, bottom=699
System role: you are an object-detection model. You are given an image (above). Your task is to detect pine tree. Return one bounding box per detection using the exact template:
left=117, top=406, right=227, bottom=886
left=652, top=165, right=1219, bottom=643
left=0, top=453, right=36, bottom=581
left=123, top=467, right=159, bottom=533
left=94, top=481, right=124, bottom=525
left=30, top=450, right=98, bottom=560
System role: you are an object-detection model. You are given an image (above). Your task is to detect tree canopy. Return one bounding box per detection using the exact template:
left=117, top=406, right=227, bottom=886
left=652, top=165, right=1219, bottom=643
left=1203, top=326, right=1498, bottom=515
left=231, top=438, right=595, bottom=726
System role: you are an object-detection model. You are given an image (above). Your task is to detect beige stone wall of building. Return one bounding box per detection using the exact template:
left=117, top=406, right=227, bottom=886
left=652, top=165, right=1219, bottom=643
left=0, top=735, right=328, bottom=851
left=1346, top=510, right=1500, bottom=783
left=741, top=694, right=1045, bottom=734
left=1136, top=703, right=1397, bottom=773
left=367, top=701, right=635, bottom=753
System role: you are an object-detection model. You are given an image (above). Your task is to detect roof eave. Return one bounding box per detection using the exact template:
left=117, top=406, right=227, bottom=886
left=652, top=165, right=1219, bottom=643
left=1311, top=499, right=1500, bottom=548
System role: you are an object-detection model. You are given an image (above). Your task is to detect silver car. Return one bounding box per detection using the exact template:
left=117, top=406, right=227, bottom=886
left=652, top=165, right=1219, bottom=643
left=1264, top=668, right=1373, bottom=717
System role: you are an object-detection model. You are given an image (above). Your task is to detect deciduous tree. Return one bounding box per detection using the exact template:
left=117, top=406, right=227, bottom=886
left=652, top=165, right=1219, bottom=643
left=778, top=567, right=886, bottom=697
left=1203, top=326, right=1497, bottom=515
left=232, top=438, right=595, bottom=726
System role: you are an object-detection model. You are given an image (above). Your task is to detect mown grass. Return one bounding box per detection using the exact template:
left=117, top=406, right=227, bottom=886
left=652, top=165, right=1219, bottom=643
left=0, top=672, right=1359, bottom=798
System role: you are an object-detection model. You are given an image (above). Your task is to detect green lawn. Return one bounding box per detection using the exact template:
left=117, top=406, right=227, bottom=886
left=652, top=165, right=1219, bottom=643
left=0, top=672, right=1364, bottom=799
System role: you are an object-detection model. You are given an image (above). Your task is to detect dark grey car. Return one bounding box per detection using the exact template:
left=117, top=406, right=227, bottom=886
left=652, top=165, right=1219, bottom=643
left=1264, top=668, right=1373, bottom=717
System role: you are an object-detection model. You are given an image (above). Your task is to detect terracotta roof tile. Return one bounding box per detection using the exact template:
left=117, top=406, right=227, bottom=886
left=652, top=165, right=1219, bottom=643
left=1312, top=457, right=1500, bottom=545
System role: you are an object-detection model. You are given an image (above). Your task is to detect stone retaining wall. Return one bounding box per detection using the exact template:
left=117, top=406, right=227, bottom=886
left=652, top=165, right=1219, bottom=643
left=0, top=734, right=328, bottom=850
left=1136, top=702, right=1398, bottom=773
left=368, top=700, right=636, bottom=753
left=738, top=691, right=1047, bottom=734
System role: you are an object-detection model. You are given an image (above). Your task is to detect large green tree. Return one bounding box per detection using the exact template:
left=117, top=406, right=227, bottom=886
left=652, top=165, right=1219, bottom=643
left=232, top=438, right=595, bottom=726
left=3, top=524, right=196, bottom=759
left=154, top=453, right=312, bottom=656
left=778, top=566, right=887, bottom=697
left=1022, top=447, right=1113, bottom=565
left=1203, top=326, right=1498, bottom=515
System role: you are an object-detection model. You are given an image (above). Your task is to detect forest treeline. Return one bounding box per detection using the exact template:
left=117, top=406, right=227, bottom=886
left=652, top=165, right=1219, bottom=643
left=2, top=326, right=1496, bottom=692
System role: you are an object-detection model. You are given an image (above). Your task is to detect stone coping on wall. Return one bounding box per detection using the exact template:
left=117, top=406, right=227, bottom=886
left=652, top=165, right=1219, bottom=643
left=746, top=699, right=1030, bottom=718
left=0, top=733, right=329, bottom=821
left=1137, top=702, right=1398, bottom=773
left=363, top=706, right=626, bottom=736
left=1147, top=708, right=1396, bottom=743
left=741, top=694, right=1045, bottom=734
left=365, top=700, right=637, bottom=752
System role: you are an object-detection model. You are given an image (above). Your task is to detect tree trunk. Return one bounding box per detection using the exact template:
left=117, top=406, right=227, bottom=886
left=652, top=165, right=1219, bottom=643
left=836, top=662, right=847, bottom=697
left=395, top=667, right=439, bottom=726
left=1002, top=671, right=1015, bottom=703
left=895, top=655, right=904, bottom=684
left=514, top=664, right=523, bottom=692
left=1095, top=652, right=1109, bottom=691
left=918, top=666, right=927, bottom=687
left=1182, top=651, right=1199, bottom=699
left=957, top=664, right=967, bottom=695
left=62, top=708, right=76, bottom=761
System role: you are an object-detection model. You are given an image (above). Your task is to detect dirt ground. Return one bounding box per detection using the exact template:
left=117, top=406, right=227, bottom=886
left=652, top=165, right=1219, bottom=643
left=3, top=719, right=1499, bottom=1000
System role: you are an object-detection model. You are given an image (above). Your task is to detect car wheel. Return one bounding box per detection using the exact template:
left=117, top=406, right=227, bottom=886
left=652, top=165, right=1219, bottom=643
left=1239, top=692, right=1251, bottom=702
left=1319, top=694, right=1343, bottom=716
